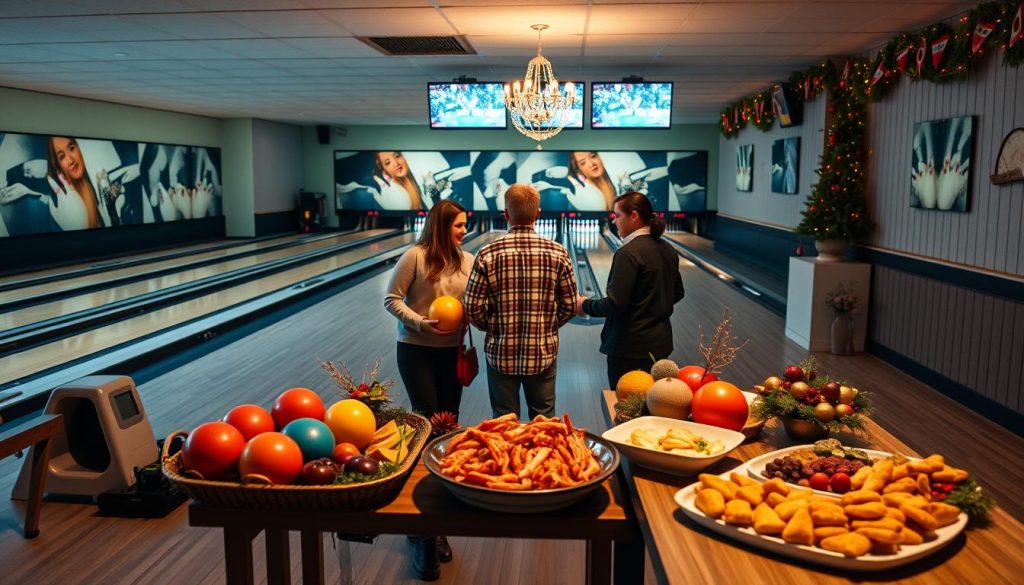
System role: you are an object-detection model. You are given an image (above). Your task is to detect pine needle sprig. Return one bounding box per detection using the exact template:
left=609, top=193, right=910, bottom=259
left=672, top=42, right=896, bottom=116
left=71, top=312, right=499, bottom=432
left=698, top=311, right=750, bottom=377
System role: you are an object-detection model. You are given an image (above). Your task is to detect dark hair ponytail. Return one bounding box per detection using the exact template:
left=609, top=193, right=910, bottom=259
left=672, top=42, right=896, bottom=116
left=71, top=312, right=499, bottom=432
left=614, top=191, right=664, bottom=239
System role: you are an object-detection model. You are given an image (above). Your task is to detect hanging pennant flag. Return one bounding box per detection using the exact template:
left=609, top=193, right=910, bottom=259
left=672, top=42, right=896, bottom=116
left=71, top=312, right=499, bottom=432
left=734, top=107, right=740, bottom=125
left=842, top=60, right=851, bottom=82
left=971, top=21, right=996, bottom=54
left=1011, top=1, right=1024, bottom=48
left=931, top=34, right=951, bottom=69
left=870, top=60, right=886, bottom=86
left=804, top=76, right=812, bottom=99
left=755, top=99, right=765, bottom=122
left=896, top=43, right=914, bottom=72
left=916, top=37, right=927, bottom=72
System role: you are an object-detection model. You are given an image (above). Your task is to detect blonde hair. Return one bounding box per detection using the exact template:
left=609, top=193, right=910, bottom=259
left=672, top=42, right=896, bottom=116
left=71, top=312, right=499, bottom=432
left=504, top=183, right=539, bottom=224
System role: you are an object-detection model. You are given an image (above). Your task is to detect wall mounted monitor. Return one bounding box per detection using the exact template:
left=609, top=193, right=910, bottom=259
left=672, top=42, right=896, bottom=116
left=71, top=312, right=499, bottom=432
left=531, top=82, right=585, bottom=130
left=427, top=82, right=507, bottom=129
left=590, top=82, right=673, bottom=129
left=771, top=82, right=803, bottom=128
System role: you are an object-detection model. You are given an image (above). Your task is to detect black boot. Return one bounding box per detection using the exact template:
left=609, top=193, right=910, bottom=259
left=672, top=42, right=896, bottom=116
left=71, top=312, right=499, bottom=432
left=409, top=535, right=440, bottom=581
left=437, top=536, right=453, bottom=563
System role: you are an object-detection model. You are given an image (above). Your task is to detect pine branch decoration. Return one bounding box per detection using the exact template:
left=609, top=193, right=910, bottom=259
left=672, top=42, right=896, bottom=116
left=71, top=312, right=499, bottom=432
left=698, top=311, right=750, bottom=376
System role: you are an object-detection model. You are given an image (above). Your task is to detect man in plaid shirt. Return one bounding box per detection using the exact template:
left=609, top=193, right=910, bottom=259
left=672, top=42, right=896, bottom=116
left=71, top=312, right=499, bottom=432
left=464, top=183, right=578, bottom=419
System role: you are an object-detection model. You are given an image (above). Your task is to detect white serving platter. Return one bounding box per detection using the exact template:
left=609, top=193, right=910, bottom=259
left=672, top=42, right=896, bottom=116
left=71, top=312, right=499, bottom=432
left=601, top=416, right=745, bottom=476
left=674, top=467, right=968, bottom=571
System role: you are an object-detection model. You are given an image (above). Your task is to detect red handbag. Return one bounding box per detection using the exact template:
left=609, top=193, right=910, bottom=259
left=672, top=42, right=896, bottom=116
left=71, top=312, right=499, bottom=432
left=456, top=325, right=479, bottom=387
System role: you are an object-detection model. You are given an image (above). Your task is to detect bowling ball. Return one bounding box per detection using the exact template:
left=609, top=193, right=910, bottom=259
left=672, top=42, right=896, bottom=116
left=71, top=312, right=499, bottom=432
left=223, top=404, right=275, bottom=441
left=271, top=388, right=325, bottom=429
left=238, top=432, right=304, bottom=485
left=282, top=418, right=336, bottom=461
left=324, top=399, right=376, bottom=450
left=181, top=422, right=246, bottom=481
left=427, top=295, right=464, bottom=333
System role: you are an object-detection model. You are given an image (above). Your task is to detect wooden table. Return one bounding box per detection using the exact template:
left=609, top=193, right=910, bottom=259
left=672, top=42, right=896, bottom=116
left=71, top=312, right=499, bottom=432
left=0, top=413, right=62, bottom=538
left=601, top=391, right=1024, bottom=584
left=189, top=459, right=640, bottom=585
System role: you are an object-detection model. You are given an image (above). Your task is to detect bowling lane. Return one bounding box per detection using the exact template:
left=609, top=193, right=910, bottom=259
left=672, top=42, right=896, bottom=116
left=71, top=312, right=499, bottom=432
left=0, top=230, right=392, bottom=330
left=0, top=232, right=416, bottom=386
left=0, top=230, right=360, bottom=306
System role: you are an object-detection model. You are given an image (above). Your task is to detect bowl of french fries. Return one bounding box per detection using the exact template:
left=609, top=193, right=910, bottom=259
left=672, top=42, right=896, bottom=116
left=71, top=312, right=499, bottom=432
left=422, top=413, right=620, bottom=514
left=601, top=416, right=745, bottom=476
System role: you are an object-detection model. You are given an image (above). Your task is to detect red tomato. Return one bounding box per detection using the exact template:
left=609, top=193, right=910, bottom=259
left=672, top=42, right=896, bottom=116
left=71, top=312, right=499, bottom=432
left=809, top=472, right=831, bottom=492
left=690, top=381, right=748, bottom=431
left=271, top=388, right=325, bottom=429
left=238, top=432, right=304, bottom=485
left=830, top=472, right=852, bottom=494
left=331, top=442, right=361, bottom=465
left=678, top=365, right=719, bottom=395
left=223, top=404, right=275, bottom=441
left=181, top=422, right=246, bottom=481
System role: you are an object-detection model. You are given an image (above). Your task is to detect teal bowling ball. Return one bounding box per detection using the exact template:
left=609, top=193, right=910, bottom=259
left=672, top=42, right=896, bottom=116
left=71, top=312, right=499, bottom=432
left=281, top=418, right=336, bottom=461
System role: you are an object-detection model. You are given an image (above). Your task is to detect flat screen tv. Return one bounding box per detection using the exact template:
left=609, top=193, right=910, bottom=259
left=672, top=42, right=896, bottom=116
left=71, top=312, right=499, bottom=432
left=531, top=82, right=584, bottom=130
left=590, top=82, right=673, bottom=129
left=427, top=82, right=507, bottom=129
left=771, top=83, right=803, bottom=128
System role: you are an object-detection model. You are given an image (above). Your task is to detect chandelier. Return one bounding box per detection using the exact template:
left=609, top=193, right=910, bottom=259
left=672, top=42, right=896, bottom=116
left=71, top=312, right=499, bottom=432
left=504, top=24, right=576, bottom=150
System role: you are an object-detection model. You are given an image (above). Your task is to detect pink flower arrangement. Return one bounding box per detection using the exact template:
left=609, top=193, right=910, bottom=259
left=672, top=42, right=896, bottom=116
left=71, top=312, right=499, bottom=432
left=825, top=282, right=861, bottom=316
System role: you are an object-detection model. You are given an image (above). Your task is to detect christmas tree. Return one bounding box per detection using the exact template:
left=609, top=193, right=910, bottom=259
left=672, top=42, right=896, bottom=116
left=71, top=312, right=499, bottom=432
left=795, top=60, right=874, bottom=242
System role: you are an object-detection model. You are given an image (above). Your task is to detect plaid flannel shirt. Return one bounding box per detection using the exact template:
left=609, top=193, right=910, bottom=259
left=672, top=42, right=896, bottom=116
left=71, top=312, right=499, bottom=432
left=464, top=225, right=578, bottom=375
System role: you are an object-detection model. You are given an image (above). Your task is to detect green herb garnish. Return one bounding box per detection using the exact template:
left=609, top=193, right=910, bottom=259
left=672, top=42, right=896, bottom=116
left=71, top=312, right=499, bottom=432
left=945, top=477, right=995, bottom=523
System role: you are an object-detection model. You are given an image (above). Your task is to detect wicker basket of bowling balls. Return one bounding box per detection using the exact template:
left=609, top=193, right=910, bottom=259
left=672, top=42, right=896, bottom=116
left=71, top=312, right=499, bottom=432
left=161, top=412, right=430, bottom=511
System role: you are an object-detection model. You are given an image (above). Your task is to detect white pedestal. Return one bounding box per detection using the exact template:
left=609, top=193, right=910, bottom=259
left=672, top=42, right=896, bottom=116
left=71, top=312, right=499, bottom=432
left=785, top=257, right=871, bottom=352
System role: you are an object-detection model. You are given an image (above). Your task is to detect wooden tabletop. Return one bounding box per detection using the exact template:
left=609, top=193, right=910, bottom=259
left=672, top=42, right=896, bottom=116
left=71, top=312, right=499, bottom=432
left=190, top=456, right=636, bottom=542
left=601, top=391, right=1024, bottom=585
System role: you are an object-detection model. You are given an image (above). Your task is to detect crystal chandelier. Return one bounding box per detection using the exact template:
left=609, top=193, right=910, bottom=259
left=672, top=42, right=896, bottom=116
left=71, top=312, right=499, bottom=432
left=504, top=24, right=576, bottom=150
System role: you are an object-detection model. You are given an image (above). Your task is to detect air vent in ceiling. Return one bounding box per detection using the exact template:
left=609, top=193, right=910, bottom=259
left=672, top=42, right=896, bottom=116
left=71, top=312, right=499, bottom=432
left=359, top=35, right=475, bottom=56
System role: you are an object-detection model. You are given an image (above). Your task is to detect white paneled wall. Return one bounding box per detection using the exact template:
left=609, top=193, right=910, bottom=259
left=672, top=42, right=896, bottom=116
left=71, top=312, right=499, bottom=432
left=865, top=54, right=1024, bottom=275
left=716, top=97, right=826, bottom=228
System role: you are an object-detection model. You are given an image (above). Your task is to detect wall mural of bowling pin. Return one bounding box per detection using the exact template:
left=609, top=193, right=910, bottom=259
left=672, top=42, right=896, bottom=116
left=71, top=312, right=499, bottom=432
left=911, top=115, right=973, bottom=212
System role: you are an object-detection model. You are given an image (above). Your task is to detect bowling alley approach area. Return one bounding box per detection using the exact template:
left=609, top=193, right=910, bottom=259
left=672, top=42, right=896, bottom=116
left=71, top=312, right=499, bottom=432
left=2, top=2, right=1024, bottom=584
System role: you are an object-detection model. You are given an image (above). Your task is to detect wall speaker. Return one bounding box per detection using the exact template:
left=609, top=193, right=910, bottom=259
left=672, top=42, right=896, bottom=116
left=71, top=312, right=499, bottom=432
left=316, top=125, right=330, bottom=145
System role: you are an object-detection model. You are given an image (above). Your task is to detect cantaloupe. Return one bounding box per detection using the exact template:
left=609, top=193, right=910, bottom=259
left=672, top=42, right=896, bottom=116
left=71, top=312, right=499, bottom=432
left=646, top=378, right=693, bottom=419
left=616, top=370, right=655, bottom=401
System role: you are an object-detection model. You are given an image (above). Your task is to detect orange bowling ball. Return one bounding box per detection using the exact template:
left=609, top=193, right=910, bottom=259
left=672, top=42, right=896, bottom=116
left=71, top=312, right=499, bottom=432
left=428, top=295, right=464, bottom=332
left=324, top=399, right=377, bottom=450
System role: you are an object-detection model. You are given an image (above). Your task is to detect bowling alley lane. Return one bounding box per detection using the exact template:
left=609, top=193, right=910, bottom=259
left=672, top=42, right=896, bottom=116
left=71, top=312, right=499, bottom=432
left=0, top=230, right=391, bottom=330
left=0, top=231, right=416, bottom=387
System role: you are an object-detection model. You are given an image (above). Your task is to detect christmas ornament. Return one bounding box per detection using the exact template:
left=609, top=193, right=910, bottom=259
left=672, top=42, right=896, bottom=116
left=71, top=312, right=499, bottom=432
left=930, top=34, right=951, bottom=69
left=916, top=37, right=927, bottom=72
left=971, top=21, right=996, bottom=54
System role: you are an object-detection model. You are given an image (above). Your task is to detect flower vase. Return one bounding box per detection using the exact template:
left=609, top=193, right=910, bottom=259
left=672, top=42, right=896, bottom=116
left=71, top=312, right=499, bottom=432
left=781, top=416, right=830, bottom=441
left=815, top=239, right=848, bottom=261
left=830, top=314, right=854, bottom=355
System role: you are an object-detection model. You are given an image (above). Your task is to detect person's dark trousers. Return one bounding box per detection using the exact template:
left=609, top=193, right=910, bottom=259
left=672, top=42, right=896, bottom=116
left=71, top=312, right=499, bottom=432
left=607, top=354, right=665, bottom=391
left=396, top=342, right=462, bottom=418
left=486, top=360, right=557, bottom=420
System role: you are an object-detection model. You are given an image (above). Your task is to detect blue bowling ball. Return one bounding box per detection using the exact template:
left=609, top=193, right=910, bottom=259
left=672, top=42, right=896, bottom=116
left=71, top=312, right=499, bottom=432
left=281, top=418, right=336, bottom=461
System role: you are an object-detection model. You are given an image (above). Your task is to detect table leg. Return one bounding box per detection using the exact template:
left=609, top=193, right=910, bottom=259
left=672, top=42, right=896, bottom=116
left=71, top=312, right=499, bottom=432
left=223, top=526, right=257, bottom=585
left=586, top=538, right=612, bottom=585
left=300, top=530, right=325, bottom=585
left=265, top=528, right=291, bottom=585
left=24, top=437, right=54, bottom=538
left=613, top=538, right=644, bottom=584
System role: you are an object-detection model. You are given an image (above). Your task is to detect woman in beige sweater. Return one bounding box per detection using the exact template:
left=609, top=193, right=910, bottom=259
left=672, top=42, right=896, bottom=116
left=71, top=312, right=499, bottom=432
left=384, top=199, right=472, bottom=578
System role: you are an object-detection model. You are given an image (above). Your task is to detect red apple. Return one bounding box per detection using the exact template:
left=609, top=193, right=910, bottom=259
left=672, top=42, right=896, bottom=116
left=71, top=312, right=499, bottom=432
left=783, top=365, right=805, bottom=382
left=678, top=365, right=718, bottom=394
left=821, top=382, right=841, bottom=402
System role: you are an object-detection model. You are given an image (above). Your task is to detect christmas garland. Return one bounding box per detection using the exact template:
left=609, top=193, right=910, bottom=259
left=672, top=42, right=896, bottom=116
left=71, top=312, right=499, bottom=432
left=719, top=0, right=1024, bottom=136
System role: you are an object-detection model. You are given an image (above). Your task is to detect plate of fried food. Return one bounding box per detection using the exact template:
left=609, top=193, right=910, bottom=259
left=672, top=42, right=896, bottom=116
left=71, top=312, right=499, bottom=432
left=601, top=417, right=745, bottom=476
left=674, top=467, right=967, bottom=571
left=422, top=413, right=619, bottom=513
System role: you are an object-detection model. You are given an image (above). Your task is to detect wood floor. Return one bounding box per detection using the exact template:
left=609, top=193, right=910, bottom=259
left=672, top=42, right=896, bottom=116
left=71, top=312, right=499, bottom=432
left=1, top=231, right=1021, bottom=585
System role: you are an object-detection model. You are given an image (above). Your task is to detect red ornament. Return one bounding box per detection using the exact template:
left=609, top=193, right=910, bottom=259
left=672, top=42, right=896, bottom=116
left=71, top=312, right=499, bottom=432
left=831, top=184, right=841, bottom=193
left=828, top=104, right=838, bottom=114
left=828, top=134, right=837, bottom=146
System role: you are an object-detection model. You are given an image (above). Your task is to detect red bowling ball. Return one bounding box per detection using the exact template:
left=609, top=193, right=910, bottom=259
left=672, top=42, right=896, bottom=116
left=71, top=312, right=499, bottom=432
left=181, top=421, right=246, bottom=481
left=238, top=432, right=304, bottom=485
left=223, top=404, right=275, bottom=441
left=271, top=387, right=325, bottom=429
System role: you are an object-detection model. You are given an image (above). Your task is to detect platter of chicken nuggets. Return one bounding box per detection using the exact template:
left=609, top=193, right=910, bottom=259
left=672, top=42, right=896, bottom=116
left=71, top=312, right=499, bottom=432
left=423, top=413, right=619, bottom=513
left=674, top=451, right=969, bottom=571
